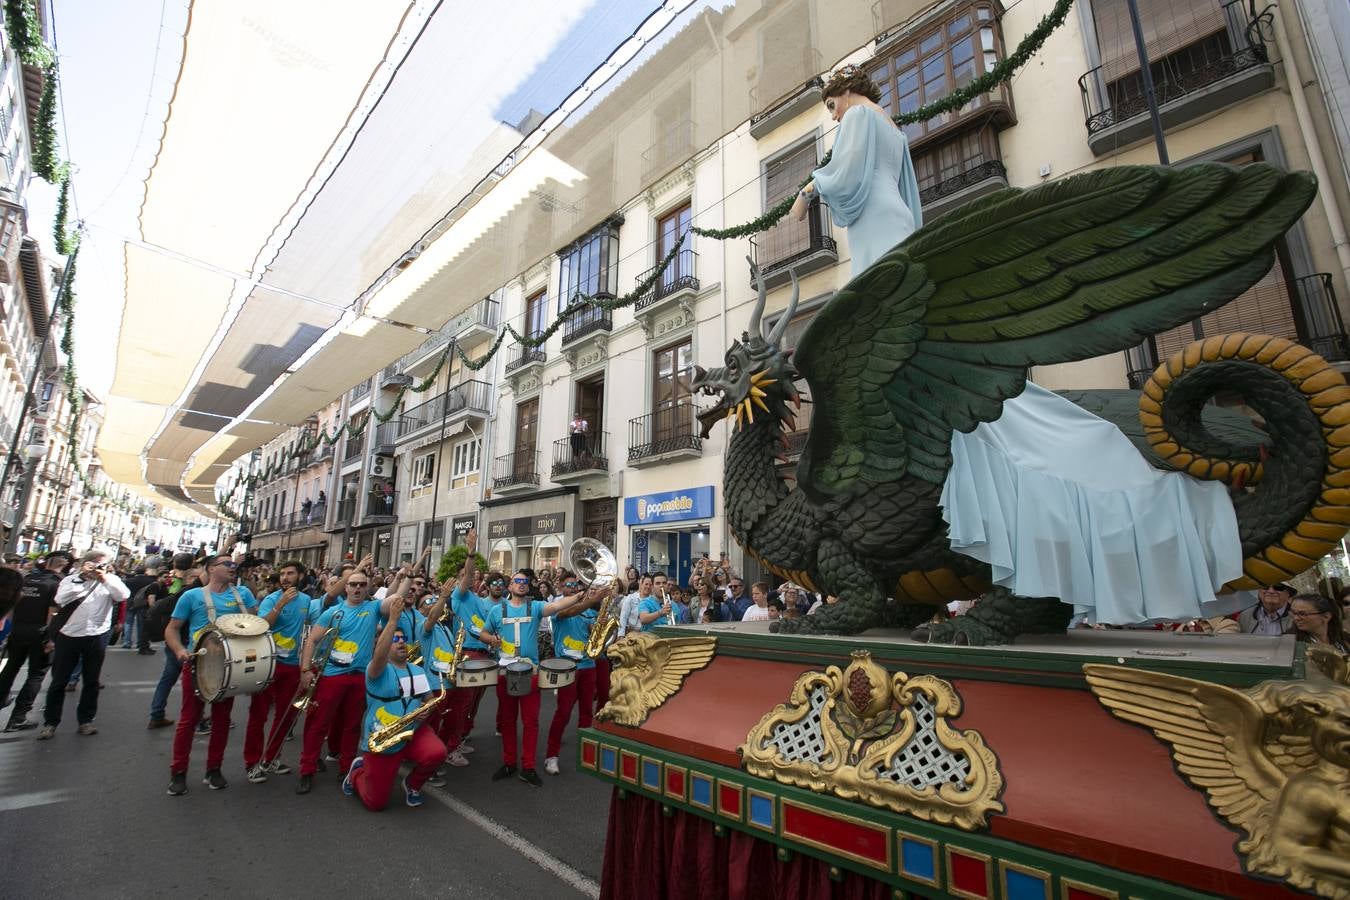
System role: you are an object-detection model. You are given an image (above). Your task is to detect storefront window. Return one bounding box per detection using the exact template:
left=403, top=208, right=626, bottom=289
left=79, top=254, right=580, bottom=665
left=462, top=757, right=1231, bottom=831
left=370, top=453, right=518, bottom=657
left=490, top=541, right=512, bottom=575
left=535, top=536, right=562, bottom=574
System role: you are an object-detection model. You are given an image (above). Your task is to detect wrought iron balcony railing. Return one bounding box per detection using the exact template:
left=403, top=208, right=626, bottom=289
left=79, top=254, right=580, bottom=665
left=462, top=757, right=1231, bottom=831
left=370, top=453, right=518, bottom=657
left=636, top=249, right=699, bottom=312
left=628, top=402, right=701, bottom=462
left=396, top=380, right=492, bottom=439
left=505, top=340, right=546, bottom=374
left=561, top=304, right=613, bottom=345
left=493, top=449, right=540, bottom=489
left=552, top=431, right=609, bottom=476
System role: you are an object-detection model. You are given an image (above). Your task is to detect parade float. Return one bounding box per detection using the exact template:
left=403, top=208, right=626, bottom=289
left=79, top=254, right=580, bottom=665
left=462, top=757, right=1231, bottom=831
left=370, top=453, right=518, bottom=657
left=579, top=159, right=1350, bottom=899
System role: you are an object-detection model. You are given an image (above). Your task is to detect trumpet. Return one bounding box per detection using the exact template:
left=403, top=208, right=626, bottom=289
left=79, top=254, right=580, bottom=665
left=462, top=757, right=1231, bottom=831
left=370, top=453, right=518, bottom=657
left=662, top=589, right=677, bottom=626
left=292, top=609, right=343, bottom=712
left=571, top=537, right=620, bottom=660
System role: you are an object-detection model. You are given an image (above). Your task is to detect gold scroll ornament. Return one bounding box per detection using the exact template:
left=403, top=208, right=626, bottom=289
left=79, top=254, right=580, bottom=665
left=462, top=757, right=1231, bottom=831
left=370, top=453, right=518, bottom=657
left=1085, top=664, right=1350, bottom=900
left=594, top=633, right=717, bottom=727
left=740, top=651, right=1004, bottom=831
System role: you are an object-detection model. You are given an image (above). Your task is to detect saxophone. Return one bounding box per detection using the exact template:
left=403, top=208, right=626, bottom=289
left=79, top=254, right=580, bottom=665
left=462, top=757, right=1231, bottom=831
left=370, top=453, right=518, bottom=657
left=444, top=618, right=466, bottom=685
left=584, top=584, right=620, bottom=660
left=368, top=681, right=447, bottom=753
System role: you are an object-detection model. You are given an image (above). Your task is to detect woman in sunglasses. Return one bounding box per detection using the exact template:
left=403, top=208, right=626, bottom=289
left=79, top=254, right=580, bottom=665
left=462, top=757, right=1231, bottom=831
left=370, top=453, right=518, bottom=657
left=479, top=570, right=586, bottom=786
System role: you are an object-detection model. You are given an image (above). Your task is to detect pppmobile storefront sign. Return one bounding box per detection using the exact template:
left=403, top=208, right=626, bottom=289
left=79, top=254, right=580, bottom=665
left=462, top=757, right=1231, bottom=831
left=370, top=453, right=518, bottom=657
left=623, top=486, right=715, bottom=525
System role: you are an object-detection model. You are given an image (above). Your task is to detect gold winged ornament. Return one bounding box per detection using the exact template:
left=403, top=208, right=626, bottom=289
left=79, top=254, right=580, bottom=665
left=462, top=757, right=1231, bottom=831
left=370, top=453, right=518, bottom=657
left=1084, top=664, right=1350, bottom=899
left=594, top=633, right=716, bottom=727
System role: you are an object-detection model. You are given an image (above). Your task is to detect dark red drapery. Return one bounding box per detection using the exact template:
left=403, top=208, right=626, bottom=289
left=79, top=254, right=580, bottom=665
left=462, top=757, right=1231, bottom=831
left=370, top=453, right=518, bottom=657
left=599, top=788, right=895, bottom=900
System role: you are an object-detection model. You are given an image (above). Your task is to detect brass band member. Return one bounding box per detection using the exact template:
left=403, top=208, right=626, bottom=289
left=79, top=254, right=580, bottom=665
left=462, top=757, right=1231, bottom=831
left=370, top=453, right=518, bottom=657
left=343, top=595, right=444, bottom=810
left=480, top=570, right=585, bottom=785
left=244, top=559, right=314, bottom=781
left=294, top=556, right=394, bottom=795
left=164, top=555, right=257, bottom=796
left=543, top=579, right=604, bottom=775
left=420, top=529, right=480, bottom=769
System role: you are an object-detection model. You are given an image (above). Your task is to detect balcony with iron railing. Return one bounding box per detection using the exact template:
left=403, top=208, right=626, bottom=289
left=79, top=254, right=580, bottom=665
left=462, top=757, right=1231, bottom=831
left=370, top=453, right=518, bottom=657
left=636, top=248, right=699, bottom=315
left=552, top=431, right=609, bottom=481
left=641, top=118, right=694, bottom=185
left=287, top=503, right=326, bottom=531
left=493, top=449, right=540, bottom=492
left=342, top=433, right=365, bottom=464
left=349, top=378, right=373, bottom=403
left=365, top=490, right=398, bottom=522
left=1078, top=0, right=1273, bottom=156
left=373, top=420, right=399, bottom=455
left=1124, top=272, right=1349, bottom=387
left=395, top=380, right=492, bottom=444
left=751, top=198, right=837, bottom=290
left=505, top=339, right=546, bottom=375
left=628, top=402, right=702, bottom=466
left=324, top=497, right=357, bottom=532
left=561, top=304, right=612, bottom=346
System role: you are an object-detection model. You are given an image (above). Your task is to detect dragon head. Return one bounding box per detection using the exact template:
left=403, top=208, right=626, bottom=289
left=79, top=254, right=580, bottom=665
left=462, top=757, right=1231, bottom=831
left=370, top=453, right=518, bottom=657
left=691, top=258, right=801, bottom=438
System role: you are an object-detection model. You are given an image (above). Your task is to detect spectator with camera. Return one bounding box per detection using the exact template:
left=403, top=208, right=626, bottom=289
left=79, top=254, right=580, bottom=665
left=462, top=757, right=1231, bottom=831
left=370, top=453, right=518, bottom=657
left=38, top=550, right=130, bottom=739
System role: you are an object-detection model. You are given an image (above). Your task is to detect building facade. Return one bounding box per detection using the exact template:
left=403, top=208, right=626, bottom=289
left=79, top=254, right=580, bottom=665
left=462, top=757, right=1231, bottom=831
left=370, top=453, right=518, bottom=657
left=230, top=0, right=1350, bottom=587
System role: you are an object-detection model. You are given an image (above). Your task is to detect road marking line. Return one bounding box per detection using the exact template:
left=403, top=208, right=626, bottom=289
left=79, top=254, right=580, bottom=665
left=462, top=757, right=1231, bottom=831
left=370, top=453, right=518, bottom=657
left=426, top=786, right=600, bottom=899
left=0, top=789, right=70, bottom=812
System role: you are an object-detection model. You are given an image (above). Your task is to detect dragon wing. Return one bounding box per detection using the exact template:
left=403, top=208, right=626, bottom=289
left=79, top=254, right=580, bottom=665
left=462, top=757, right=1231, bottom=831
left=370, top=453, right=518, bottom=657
left=794, top=163, right=1317, bottom=501
left=1083, top=664, right=1286, bottom=839
left=645, top=636, right=718, bottom=709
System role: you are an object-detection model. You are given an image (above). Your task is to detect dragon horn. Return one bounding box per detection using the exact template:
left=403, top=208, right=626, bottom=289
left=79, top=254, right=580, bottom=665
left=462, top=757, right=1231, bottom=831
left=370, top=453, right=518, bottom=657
left=747, top=255, right=769, bottom=339
left=765, top=267, right=800, bottom=346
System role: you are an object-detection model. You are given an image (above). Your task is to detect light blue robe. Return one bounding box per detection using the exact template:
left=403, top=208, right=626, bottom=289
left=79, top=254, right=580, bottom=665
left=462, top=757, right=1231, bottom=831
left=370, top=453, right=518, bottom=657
left=812, top=104, right=1243, bottom=623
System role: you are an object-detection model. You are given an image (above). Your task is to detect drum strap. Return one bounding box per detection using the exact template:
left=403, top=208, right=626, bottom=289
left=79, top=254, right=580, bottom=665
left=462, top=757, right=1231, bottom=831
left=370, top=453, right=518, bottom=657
left=202, top=587, right=251, bottom=624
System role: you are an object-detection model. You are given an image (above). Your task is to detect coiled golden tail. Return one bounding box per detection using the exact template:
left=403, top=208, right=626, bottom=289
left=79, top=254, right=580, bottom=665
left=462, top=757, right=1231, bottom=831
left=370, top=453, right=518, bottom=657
left=571, top=536, right=620, bottom=660
left=292, top=609, right=342, bottom=712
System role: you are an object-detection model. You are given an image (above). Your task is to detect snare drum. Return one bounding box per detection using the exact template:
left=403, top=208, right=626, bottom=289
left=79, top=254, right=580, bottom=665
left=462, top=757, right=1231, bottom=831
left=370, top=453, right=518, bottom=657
left=503, top=660, right=535, bottom=697
left=455, top=658, right=499, bottom=688
left=193, top=614, right=276, bottom=703
left=538, top=657, right=576, bottom=690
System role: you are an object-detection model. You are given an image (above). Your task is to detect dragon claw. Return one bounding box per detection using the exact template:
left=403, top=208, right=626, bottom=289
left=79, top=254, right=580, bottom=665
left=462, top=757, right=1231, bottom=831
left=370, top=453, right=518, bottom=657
left=912, top=617, right=1009, bottom=646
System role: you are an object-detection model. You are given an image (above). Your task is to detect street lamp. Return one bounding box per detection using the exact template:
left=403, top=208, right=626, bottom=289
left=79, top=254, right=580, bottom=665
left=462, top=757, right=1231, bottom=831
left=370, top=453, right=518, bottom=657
left=4, top=435, right=47, bottom=554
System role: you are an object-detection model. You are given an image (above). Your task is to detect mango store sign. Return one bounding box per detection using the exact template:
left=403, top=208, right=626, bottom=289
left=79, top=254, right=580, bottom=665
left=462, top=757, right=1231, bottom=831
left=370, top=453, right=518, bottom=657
left=624, top=486, right=714, bottom=525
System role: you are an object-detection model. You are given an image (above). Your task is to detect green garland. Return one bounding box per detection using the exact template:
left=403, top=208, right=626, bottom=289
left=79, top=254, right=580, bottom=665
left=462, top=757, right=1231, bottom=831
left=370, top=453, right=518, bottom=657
left=3, top=0, right=53, bottom=68
left=52, top=168, right=76, bottom=253
left=689, top=0, right=1075, bottom=240
left=215, top=0, right=1077, bottom=511
left=32, top=62, right=60, bottom=182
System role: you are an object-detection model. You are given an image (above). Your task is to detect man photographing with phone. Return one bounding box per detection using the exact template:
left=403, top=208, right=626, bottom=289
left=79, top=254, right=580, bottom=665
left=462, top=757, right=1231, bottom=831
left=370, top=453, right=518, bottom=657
left=38, top=550, right=130, bottom=740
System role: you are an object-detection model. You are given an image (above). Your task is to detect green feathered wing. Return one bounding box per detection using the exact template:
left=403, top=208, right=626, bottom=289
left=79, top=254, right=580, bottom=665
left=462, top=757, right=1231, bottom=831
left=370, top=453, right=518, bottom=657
left=793, top=163, right=1317, bottom=503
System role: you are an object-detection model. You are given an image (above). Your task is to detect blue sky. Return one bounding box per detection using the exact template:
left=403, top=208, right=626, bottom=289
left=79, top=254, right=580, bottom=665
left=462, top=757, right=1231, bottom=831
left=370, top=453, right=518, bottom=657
left=493, top=0, right=655, bottom=128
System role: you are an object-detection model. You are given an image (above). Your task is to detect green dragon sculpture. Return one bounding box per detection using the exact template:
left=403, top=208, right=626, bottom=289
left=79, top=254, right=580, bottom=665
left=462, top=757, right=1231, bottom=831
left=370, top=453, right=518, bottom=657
left=691, top=163, right=1350, bottom=644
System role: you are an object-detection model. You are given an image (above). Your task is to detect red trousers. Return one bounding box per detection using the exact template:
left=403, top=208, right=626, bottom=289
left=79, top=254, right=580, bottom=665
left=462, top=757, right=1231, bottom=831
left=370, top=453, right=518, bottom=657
left=546, top=665, right=596, bottom=758
left=460, top=649, right=492, bottom=739
left=496, top=676, right=541, bottom=769
left=594, top=657, right=611, bottom=713
left=170, top=665, right=235, bottom=774
left=244, top=661, right=301, bottom=768
left=299, top=672, right=364, bottom=776
left=436, top=687, right=472, bottom=752
left=351, top=726, right=445, bottom=811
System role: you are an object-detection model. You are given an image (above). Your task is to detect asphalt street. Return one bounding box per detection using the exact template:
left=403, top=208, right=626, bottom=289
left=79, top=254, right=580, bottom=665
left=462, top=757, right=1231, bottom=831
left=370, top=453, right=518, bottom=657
left=0, top=647, right=611, bottom=899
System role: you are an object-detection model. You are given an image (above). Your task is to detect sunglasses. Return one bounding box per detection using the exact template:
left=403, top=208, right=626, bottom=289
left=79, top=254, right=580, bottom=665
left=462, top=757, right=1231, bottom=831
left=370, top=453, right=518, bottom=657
left=511, top=577, right=530, bottom=585
left=487, top=580, right=505, bottom=587
left=564, top=581, right=579, bottom=588
left=213, top=560, right=237, bottom=569
left=347, top=581, right=369, bottom=588
left=391, top=634, right=407, bottom=644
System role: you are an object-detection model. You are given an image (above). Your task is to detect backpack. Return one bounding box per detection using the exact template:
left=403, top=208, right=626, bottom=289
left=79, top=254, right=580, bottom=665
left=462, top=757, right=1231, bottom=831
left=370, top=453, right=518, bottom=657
left=146, top=578, right=195, bottom=644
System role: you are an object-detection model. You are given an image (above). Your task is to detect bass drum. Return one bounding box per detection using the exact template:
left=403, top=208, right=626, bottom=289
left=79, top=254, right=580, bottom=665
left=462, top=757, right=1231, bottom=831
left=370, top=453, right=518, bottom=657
left=193, top=619, right=277, bottom=703
left=454, top=658, right=499, bottom=688
left=538, top=657, right=576, bottom=690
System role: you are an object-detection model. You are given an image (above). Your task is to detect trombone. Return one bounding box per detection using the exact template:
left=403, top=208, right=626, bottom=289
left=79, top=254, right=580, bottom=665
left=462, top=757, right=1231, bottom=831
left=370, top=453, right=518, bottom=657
left=292, top=609, right=343, bottom=712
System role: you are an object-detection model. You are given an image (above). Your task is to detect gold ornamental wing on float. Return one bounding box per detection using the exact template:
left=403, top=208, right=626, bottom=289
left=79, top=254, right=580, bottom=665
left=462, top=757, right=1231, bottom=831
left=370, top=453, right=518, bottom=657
left=594, top=633, right=717, bottom=728
left=739, top=651, right=1003, bottom=831
left=1083, top=663, right=1350, bottom=900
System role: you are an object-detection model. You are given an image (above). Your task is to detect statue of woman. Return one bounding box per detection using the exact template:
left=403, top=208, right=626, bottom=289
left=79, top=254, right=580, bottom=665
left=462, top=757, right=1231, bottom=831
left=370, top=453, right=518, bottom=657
left=789, top=66, right=1243, bottom=625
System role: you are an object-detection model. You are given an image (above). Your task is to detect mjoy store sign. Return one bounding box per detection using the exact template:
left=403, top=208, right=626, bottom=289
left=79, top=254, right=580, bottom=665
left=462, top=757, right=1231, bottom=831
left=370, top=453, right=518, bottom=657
left=623, top=486, right=715, bottom=525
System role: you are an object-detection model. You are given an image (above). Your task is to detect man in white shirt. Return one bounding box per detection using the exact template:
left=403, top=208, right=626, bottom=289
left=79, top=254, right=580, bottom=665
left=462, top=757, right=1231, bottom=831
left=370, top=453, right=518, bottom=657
left=740, top=582, right=772, bottom=622
left=38, top=551, right=130, bottom=739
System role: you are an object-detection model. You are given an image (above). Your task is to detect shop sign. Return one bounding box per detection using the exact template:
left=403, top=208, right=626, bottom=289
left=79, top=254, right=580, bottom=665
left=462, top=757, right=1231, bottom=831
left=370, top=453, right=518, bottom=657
left=451, top=514, right=478, bottom=544
left=487, top=511, right=566, bottom=539
left=623, top=486, right=714, bottom=525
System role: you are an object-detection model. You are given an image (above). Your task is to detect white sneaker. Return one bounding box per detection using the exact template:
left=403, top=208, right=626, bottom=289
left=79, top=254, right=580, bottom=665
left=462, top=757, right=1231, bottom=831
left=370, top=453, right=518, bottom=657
left=245, top=764, right=268, bottom=784
left=544, top=756, right=560, bottom=776
left=446, top=749, right=470, bottom=767
left=266, top=760, right=292, bottom=775
left=458, top=740, right=475, bottom=754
